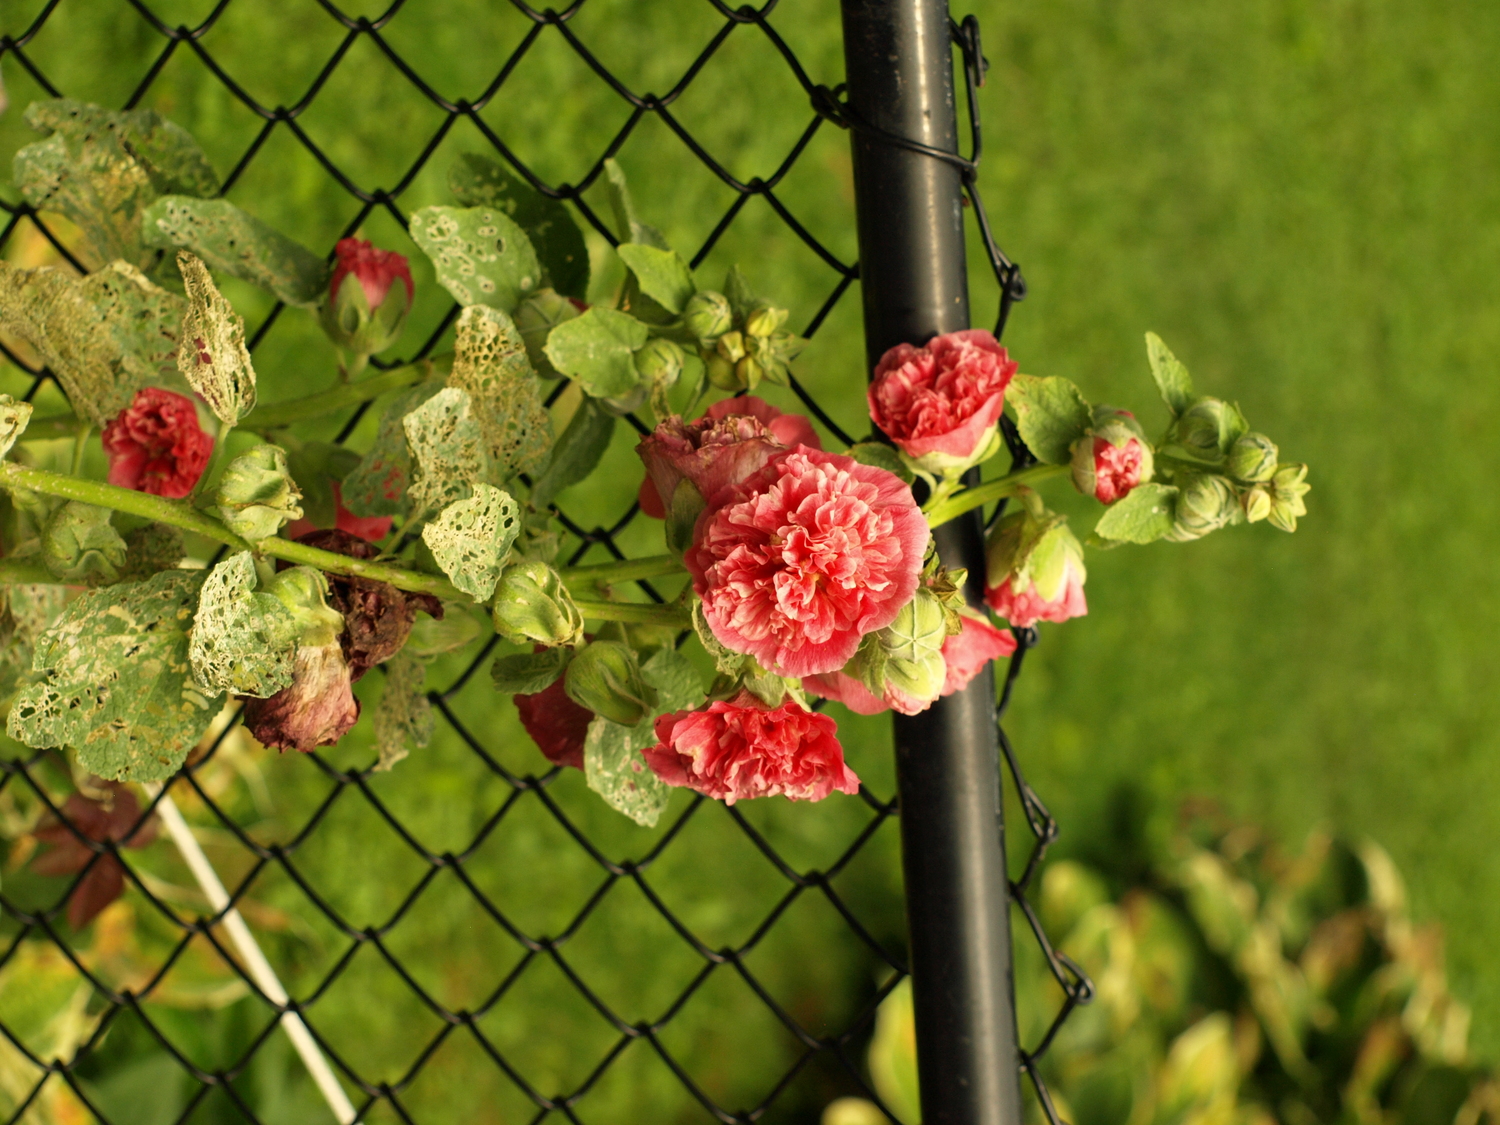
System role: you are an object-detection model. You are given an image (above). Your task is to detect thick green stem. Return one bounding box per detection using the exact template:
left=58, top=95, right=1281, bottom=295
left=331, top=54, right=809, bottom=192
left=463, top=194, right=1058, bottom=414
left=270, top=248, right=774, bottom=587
left=238, top=359, right=438, bottom=431
left=570, top=598, right=691, bottom=627
left=191, top=419, right=234, bottom=504
left=923, top=463, right=1068, bottom=529
left=260, top=539, right=464, bottom=601
left=70, top=423, right=91, bottom=476
left=560, top=554, right=685, bottom=585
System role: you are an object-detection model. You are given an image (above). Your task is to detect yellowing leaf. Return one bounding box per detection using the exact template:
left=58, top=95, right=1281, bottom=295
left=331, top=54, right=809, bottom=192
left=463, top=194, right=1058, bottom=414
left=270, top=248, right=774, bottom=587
left=177, top=251, right=256, bottom=425
left=447, top=305, right=551, bottom=479
left=189, top=551, right=298, bottom=698
left=420, top=482, right=521, bottom=601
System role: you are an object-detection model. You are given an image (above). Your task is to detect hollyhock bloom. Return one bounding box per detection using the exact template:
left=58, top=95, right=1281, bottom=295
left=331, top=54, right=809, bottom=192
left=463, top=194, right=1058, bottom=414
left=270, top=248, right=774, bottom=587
left=285, top=482, right=393, bottom=543
left=636, top=396, right=821, bottom=519
left=987, top=573, right=1086, bottom=629
left=1088, top=438, right=1146, bottom=504
left=101, top=387, right=214, bottom=499
left=643, top=691, right=860, bottom=805
left=242, top=642, right=360, bottom=753
left=868, top=329, right=1017, bottom=471
left=331, top=238, right=413, bottom=314
left=30, top=783, right=156, bottom=929
left=940, top=611, right=1017, bottom=696
left=801, top=670, right=931, bottom=717
left=686, top=448, right=929, bottom=678
left=1071, top=409, right=1153, bottom=505
left=515, top=675, right=593, bottom=770
left=323, top=238, right=414, bottom=356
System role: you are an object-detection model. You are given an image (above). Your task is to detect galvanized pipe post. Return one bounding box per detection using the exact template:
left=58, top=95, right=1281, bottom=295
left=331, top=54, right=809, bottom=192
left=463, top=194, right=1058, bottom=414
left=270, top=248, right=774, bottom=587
left=840, top=2, right=1026, bottom=1123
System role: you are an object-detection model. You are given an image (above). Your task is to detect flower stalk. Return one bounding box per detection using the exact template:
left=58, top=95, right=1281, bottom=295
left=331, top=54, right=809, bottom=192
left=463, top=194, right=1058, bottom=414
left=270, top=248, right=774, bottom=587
left=923, top=463, right=1068, bottom=529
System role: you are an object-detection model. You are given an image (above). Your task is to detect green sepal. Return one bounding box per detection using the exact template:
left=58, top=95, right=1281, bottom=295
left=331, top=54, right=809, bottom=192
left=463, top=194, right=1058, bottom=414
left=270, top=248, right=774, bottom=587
left=664, top=478, right=706, bottom=558
left=450, top=153, right=589, bottom=300
left=1008, top=374, right=1092, bottom=465
left=409, top=205, right=541, bottom=312
left=1093, top=483, right=1180, bottom=544
left=41, top=502, right=127, bottom=585
left=617, top=244, right=696, bottom=316
left=1146, top=332, right=1194, bottom=416
left=420, top=482, right=522, bottom=601
left=847, top=441, right=914, bottom=483
left=491, top=647, right=572, bottom=695
left=543, top=306, right=651, bottom=399
left=143, top=196, right=329, bottom=308
left=529, top=396, right=616, bottom=509
left=214, top=443, right=304, bottom=541
left=189, top=550, right=298, bottom=698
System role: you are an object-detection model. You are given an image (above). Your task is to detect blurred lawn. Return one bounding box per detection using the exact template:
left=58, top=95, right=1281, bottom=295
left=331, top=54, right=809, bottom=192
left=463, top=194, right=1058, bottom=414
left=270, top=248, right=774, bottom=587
left=1, top=0, right=1497, bottom=1118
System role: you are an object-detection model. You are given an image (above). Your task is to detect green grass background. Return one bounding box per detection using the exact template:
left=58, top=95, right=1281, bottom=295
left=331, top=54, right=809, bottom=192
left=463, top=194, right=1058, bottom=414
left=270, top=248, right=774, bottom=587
left=0, top=0, right=1496, bottom=1119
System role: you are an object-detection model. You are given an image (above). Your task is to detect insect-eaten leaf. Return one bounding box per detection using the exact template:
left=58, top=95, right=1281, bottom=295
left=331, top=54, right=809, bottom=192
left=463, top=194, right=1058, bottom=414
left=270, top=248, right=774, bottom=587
left=449, top=154, right=589, bottom=301
left=8, top=570, right=222, bottom=782
left=1008, top=374, right=1092, bottom=465
left=0, top=260, right=184, bottom=426
left=340, top=380, right=447, bottom=519
left=373, top=652, right=432, bottom=772
left=616, top=244, right=695, bottom=317
left=403, top=385, right=492, bottom=517
left=447, top=305, right=552, bottom=479
left=189, top=551, right=299, bottom=698
left=1094, top=483, right=1179, bottom=544
left=543, top=307, right=650, bottom=400
left=0, top=394, right=34, bottom=459
left=421, top=483, right=522, bottom=601
left=1146, top=332, right=1194, bottom=417
left=177, top=251, right=256, bottom=425
left=143, top=197, right=328, bottom=308
left=410, top=205, right=540, bottom=312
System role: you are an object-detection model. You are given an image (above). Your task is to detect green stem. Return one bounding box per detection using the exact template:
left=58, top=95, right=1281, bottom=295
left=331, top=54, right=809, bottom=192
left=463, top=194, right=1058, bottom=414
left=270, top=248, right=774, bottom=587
left=71, top=423, right=92, bottom=476
left=570, top=598, right=692, bottom=627
left=261, top=539, right=464, bottom=601
left=923, top=463, right=1068, bottom=529
left=191, top=419, right=234, bottom=504
left=560, top=554, right=685, bottom=585
left=0, top=557, right=56, bottom=584
left=239, top=359, right=438, bottom=432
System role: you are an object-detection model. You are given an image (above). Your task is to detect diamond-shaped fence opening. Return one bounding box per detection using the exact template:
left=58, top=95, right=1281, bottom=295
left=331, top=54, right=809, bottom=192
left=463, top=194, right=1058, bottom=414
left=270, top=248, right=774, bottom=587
left=0, top=3, right=1089, bottom=1124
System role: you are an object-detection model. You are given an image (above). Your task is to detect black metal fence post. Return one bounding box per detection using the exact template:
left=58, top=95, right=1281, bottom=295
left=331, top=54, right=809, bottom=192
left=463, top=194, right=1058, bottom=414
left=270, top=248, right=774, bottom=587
left=841, top=3, right=1026, bottom=1124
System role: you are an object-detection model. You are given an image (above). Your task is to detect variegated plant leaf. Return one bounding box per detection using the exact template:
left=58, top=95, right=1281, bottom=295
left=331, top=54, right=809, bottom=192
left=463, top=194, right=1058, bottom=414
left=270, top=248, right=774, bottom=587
left=189, top=551, right=298, bottom=698
left=144, top=197, right=329, bottom=308
left=409, top=205, right=540, bottom=312
left=420, top=482, right=521, bottom=601
left=447, top=305, right=551, bottom=479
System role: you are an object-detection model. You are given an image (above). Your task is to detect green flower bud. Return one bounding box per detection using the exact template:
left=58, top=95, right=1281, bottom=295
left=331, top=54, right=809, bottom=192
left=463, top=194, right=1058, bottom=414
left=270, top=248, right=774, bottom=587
left=266, top=566, right=345, bottom=646
left=319, top=242, right=413, bottom=359
left=743, top=304, right=788, bottom=338
left=1241, top=485, right=1272, bottom=523
left=214, top=444, right=304, bottom=541
left=878, top=588, right=949, bottom=665
left=491, top=559, right=585, bottom=647
left=633, top=338, right=685, bottom=389
left=736, top=354, right=765, bottom=391
left=884, top=648, right=948, bottom=704
left=1227, top=432, right=1279, bottom=483
left=41, top=502, right=126, bottom=584
left=515, top=288, right=583, bottom=379
left=1169, top=397, right=1242, bottom=462
left=716, top=330, right=747, bottom=364
left=564, top=640, right=655, bottom=726
left=1166, top=474, right=1240, bottom=542
left=704, top=350, right=741, bottom=391
left=681, top=290, right=733, bottom=341
left=1268, top=463, right=1311, bottom=533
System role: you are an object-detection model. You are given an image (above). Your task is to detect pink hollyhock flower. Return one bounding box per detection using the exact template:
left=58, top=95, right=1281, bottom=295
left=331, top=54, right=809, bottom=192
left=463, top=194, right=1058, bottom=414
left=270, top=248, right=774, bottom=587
left=686, top=447, right=929, bottom=678
left=331, top=238, right=413, bottom=313
left=801, top=670, right=933, bottom=716
left=868, top=329, right=1017, bottom=471
left=101, top=387, right=214, bottom=499
left=286, top=482, right=393, bottom=543
left=30, top=783, right=156, bottom=930
left=636, top=396, right=821, bottom=519
left=515, top=674, right=593, bottom=770
left=1071, top=409, right=1153, bottom=505
left=986, top=559, right=1087, bottom=629
left=940, top=611, right=1017, bottom=695
left=643, top=690, right=860, bottom=804
left=1088, top=438, right=1146, bottom=504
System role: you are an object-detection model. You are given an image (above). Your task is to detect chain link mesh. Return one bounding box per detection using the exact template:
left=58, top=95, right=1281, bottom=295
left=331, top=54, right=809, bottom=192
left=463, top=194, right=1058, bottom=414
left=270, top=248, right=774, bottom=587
left=0, top=3, right=1089, bottom=1122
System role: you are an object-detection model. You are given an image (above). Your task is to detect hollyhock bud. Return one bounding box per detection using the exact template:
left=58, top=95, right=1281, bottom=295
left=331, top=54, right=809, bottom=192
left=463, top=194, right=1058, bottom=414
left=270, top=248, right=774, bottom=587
left=564, top=640, right=655, bottom=726
left=985, top=506, right=1088, bottom=628
left=682, top=290, right=734, bottom=341
left=42, top=502, right=126, bottom=584
left=868, top=329, right=1017, bottom=475
left=643, top=690, right=860, bottom=805
left=687, top=448, right=929, bottom=678
left=214, top=444, right=303, bottom=541
left=1227, top=432, right=1279, bottom=484
left=320, top=237, right=414, bottom=357
left=743, top=305, right=788, bottom=339
left=1241, top=485, right=1272, bottom=523
left=1166, top=474, right=1240, bottom=542
left=1169, top=397, right=1238, bottom=463
left=706, top=331, right=748, bottom=391
left=515, top=674, right=592, bottom=770
left=1071, top=408, right=1154, bottom=505
left=874, top=588, right=950, bottom=709
left=491, top=560, right=585, bottom=648
left=515, top=288, right=583, bottom=378
left=101, top=387, right=214, bottom=499
left=634, top=337, right=685, bottom=389
left=1267, top=463, right=1311, bottom=533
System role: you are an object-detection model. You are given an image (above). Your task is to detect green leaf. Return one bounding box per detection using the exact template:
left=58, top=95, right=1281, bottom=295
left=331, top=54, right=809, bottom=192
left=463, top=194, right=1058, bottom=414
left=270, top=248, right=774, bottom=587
left=723, top=265, right=757, bottom=321
left=616, top=244, right=695, bottom=316
left=447, top=305, right=553, bottom=479
left=420, top=483, right=522, bottom=601
left=543, top=307, right=650, bottom=399
left=0, top=260, right=184, bottom=426
left=8, top=570, right=222, bottom=782
left=491, top=648, right=571, bottom=695
left=14, top=98, right=219, bottom=272
left=0, top=394, right=33, bottom=460
left=406, top=604, right=483, bottom=658
left=529, top=396, right=616, bottom=508
left=1094, top=483, right=1179, bottom=544
left=372, top=652, right=432, bottom=772
left=41, top=502, right=127, bottom=585
left=604, top=159, right=669, bottom=249
left=847, top=441, right=914, bottom=483
left=449, top=154, right=589, bottom=300
left=584, top=714, right=671, bottom=827
left=177, top=251, right=256, bottom=425
left=409, top=205, right=541, bottom=312
left=119, top=523, right=185, bottom=581
left=142, top=197, right=329, bottom=308
left=1146, top=332, right=1194, bottom=416
left=189, top=551, right=298, bottom=698
left=403, top=386, right=492, bottom=517
left=1008, top=374, right=1092, bottom=465
left=340, top=380, right=446, bottom=518
left=692, top=598, right=749, bottom=677
left=640, top=647, right=704, bottom=714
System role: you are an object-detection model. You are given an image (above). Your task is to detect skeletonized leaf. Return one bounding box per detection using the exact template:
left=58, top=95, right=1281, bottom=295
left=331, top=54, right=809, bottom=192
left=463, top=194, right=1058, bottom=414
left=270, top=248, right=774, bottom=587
left=1008, top=374, right=1092, bottom=465
left=616, top=244, right=695, bottom=316
left=528, top=396, right=615, bottom=508
left=177, top=252, right=256, bottom=425
left=340, top=380, right=447, bottom=518
left=189, top=551, right=298, bottom=697
left=0, top=260, right=184, bottom=425
left=143, top=197, right=328, bottom=308
left=1094, top=483, right=1179, bottom=544
left=447, top=305, right=552, bottom=479
left=1146, top=332, right=1194, bottom=417
left=449, top=154, right=589, bottom=300
left=542, top=306, right=649, bottom=399
left=8, top=570, right=222, bottom=782
left=403, top=385, right=491, bottom=516
left=420, top=482, right=522, bottom=601
left=373, top=652, right=432, bottom=772
left=409, top=205, right=540, bottom=312
left=0, top=394, right=33, bottom=459
left=0, top=585, right=67, bottom=701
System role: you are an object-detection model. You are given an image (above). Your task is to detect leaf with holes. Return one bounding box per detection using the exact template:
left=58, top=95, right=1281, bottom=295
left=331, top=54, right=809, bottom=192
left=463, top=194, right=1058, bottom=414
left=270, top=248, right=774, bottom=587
left=0, top=260, right=184, bottom=426
left=177, top=252, right=256, bottom=426
left=617, top=244, right=696, bottom=316
left=447, top=305, right=552, bottom=479
left=543, top=307, right=650, bottom=400
left=1008, top=374, right=1092, bottom=465
left=340, top=380, right=447, bottom=519
left=420, top=483, right=522, bottom=601
left=0, top=394, right=33, bottom=460
left=144, top=197, right=329, bottom=308
left=373, top=652, right=432, bottom=772
left=403, top=385, right=492, bottom=517
left=450, top=154, right=589, bottom=301
left=8, top=570, right=221, bottom=782
left=409, top=205, right=541, bottom=312
left=189, top=551, right=299, bottom=698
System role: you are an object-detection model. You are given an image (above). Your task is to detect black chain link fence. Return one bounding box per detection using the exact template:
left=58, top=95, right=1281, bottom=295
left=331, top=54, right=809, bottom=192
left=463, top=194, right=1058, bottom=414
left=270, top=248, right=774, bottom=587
left=0, top=3, right=1090, bottom=1122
